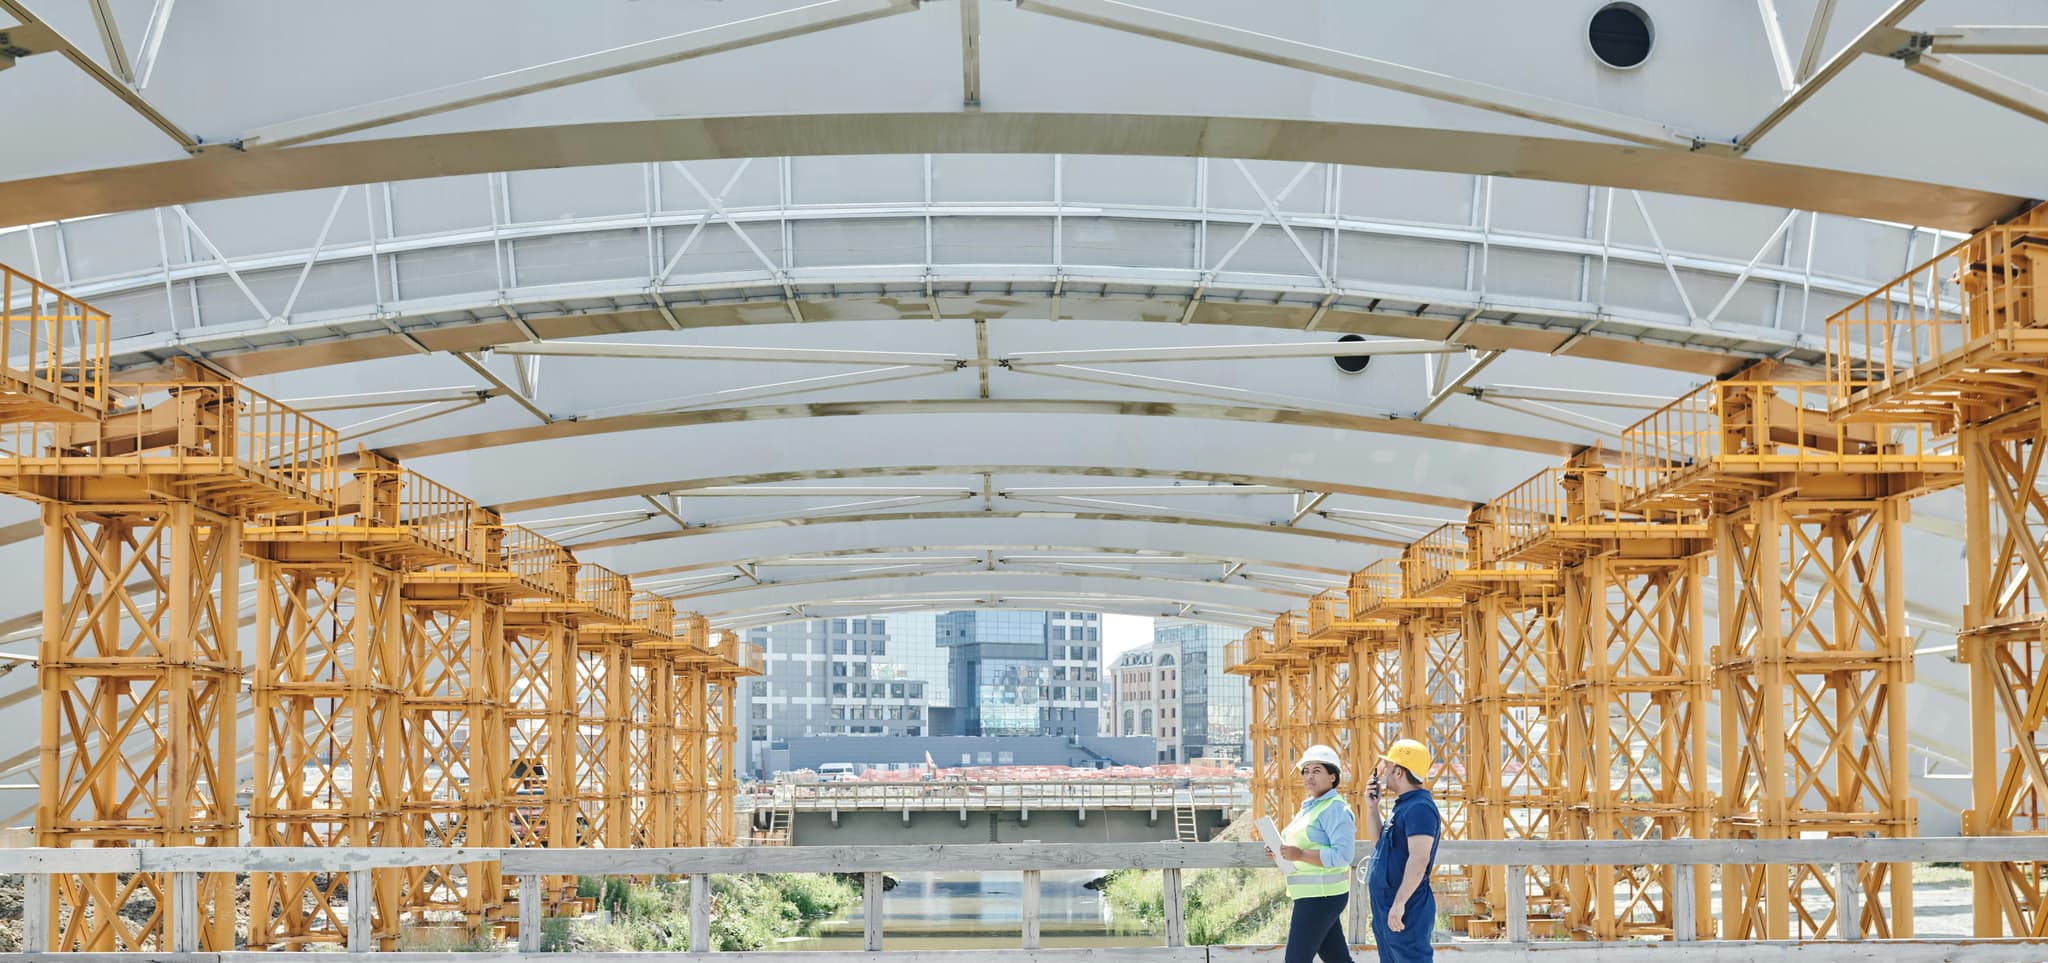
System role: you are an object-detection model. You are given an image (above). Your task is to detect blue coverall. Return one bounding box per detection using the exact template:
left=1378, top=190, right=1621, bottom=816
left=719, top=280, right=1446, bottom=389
left=1365, top=787, right=1441, bottom=963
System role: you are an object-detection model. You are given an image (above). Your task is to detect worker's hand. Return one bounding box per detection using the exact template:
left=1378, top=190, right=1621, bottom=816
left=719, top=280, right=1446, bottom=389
left=1277, top=845, right=1308, bottom=862
left=1388, top=905, right=1406, bottom=932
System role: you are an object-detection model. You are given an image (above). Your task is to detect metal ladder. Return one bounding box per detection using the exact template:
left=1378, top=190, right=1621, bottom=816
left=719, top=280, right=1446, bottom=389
left=1173, top=790, right=1199, bottom=842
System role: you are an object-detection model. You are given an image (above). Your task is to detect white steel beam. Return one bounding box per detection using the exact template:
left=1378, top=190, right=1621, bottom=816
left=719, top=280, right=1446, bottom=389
left=1000, top=485, right=1301, bottom=497
left=1415, top=349, right=1502, bottom=420
left=1008, top=364, right=1398, bottom=421
left=1925, top=26, right=2048, bottom=55
left=1463, top=383, right=1672, bottom=410
left=454, top=350, right=550, bottom=423
left=1905, top=51, right=2048, bottom=127
left=1014, top=0, right=1700, bottom=149
left=280, top=386, right=488, bottom=412
left=1002, top=338, right=1453, bottom=366
left=1740, top=0, right=1925, bottom=149
left=686, top=486, right=979, bottom=498
left=131, top=0, right=174, bottom=88
left=0, top=1, right=194, bottom=148
left=959, top=0, right=982, bottom=109
left=1795, top=0, right=1840, bottom=83
left=491, top=339, right=960, bottom=367
left=241, top=0, right=920, bottom=149
left=1755, top=0, right=1796, bottom=94
left=86, top=0, right=130, bottom=82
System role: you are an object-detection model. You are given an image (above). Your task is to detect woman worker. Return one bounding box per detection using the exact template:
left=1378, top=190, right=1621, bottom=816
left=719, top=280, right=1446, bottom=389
left=1269, top=743, right=1356, bottom=963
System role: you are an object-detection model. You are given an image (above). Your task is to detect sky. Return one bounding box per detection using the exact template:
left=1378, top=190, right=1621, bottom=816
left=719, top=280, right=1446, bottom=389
left=1102, top=614, right=1154, bottom=662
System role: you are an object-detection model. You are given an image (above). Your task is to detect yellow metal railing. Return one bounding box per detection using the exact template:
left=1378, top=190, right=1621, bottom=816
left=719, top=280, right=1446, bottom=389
left=1621, top=379, right=1952, bottom=505
left=1828, top=220, right=2048, bottom=419
left=1407, top=523, right=1468, bottom=594
left=1306, top=589, right=1349, bottom=636
left=632, top=593, right=675, bottom=639
left=577, top=563, right=634, bottom=622
left=337, top=466, right=480, bottom=560
left=0, top=262, right=109, bottom=416
left=0, top=380, right=338, bottom=502
left=502, top=525, right=575, bottom=598
left=1354, top=558, right=1404, bottom=613
left=1224, top=636, right=1247, bottom=671
left=1489, top=467, right=1572, bottom=562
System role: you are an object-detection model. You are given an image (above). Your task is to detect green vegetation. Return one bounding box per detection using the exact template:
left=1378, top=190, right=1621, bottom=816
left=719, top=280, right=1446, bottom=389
left=566, top=873, right=861, bottom=952
left=1098, top=866, right=1293, bottom=945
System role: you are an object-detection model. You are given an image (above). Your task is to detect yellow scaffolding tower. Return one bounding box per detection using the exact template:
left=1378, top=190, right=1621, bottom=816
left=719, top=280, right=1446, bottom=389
left=1407, top=513, right=1566, bottom=936
left=1625, top=374, right=1956, bottom=939
left=1825, top=207, right=2048, bottom=937
left=2, top=350, right=332, bottom=951
left=1490, top=456, right=1712, bottom=940
left=1225, top=628, right=1281, bottom=822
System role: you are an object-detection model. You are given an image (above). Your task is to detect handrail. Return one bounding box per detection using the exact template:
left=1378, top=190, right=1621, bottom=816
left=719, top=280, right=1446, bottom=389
left=0, top=261, right=109, bottom=415
left=9, top=839, right=2048, bottom=955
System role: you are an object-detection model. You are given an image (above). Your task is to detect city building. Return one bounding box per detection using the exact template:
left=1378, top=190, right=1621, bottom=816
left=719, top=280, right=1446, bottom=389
left=937, top=610, right=1103, bottom=738
left=742, top=613, right=948, bottom=776
left=1107, top=622, right=1249, bottom=764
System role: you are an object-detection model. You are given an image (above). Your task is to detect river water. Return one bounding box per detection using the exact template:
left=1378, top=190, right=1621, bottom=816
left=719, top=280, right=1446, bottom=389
left=781, top=870, right=1161, bottom=950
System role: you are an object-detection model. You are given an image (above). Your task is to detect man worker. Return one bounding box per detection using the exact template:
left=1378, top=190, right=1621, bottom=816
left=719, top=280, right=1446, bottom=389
left=1362, top=739, right=1440, bottom=963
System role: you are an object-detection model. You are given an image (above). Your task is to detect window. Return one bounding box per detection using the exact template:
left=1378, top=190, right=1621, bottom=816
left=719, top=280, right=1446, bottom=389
left=832, top=683, right=847, bottom=697
left=854, top=683, right=868, bottom=698
left=750, top=702, right=767, bottom=719
left=997, top=751, right=1015, bottom=764
left=854, top=662, right=869, bottom=678
left=832, top=619, right=848, bottom=632
left=852, top=619, right=868, bottom=634
left=908, top=726, right=921, bottom=737
left=872, top=641, right=886, bottom=656
left=1123, top=709, right=1135, bottom=735
left=977, top=752, right=994, bottom=764
left=891, top=683, right=906, bottom=698
left=1052, top=627, right=1067, bottom=641
left=832, top=706, right=846, bottom=720
left=909, top=683, right=923, bottom=700
left=1141, top=709, right=1153, bottom=734
left=751, top=725, right=768, bottom=739
left=854, top=640, right=868, bottom=655
left=832, top=662, right=849, bottom=677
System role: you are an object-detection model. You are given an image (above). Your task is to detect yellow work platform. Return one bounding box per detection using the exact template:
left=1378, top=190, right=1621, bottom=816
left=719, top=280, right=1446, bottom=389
left=1829, top=219, right=2048, bottom=427
left=1354, top=557, right=1461, bottom=621
left=1622, top=377, right=1962, bottom=515
left=1487, top=464, right=1709, bottom=566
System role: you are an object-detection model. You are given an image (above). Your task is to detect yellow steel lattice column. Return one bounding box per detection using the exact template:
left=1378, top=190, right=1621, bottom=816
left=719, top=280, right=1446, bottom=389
left=1714, top=495, right=1916, bottom=939
left=1960, top=410, right=2048, bottom=936
left=397, top=592, right=507, bottom=932
left=1467, top=590, right=1565, bottom=934
left=706, top=678, right=737, bottom=844
left=676, top=663, right=708, bottom=846
left=645, top=654, right=677, bottom=848
left=249, top=557, right=405, bottom=951
left=504, top=616, right=577, bottom=909
left=1560, top=550, right=1709, bottom=940
left=38, top=504, right=240, bottom=952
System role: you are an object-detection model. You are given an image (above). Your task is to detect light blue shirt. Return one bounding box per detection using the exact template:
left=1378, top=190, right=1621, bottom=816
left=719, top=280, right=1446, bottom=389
left=1293, top=788, right=1356, bottom=868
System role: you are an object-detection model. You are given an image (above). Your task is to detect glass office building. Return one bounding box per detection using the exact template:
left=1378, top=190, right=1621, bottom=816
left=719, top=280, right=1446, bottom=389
left=937, top=610, right=1103, bottom=738
left=1152, top=620, right=1249, bottom=761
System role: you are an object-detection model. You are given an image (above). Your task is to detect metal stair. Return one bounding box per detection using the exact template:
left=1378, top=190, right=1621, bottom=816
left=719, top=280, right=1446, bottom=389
left=1173, top=791, right=1199, bottom=842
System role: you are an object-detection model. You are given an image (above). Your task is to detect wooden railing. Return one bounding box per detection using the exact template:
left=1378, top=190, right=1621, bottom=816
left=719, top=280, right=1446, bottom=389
left=7, top=838, right=2048, bottom=959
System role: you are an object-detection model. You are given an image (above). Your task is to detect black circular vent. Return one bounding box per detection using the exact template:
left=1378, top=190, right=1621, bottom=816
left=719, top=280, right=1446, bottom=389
left=1334, top=334, right=1372, bottom=374
left=1589, top=3, right=1653, bottom=69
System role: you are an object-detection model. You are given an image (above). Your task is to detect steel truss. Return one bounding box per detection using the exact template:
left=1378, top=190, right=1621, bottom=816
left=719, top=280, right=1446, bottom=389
left=1559, top=549, right=1711, bottom=940
left=1402, top=614, right=1469, bottom=860
left=398, top=592, right=509, bottom=931
left=1960, top=409, right=2048, bottom=935
left=1713, top=496, right=1915, bottom=940
left=572, top=641, right=629, bottom=850
left=504, top=616, right=579, bottom=911
left=1465, top=588, right=1566, bottom=936
left=247, top=557, right=406, bottom=950
left=37, top=503, right=241, bottom=952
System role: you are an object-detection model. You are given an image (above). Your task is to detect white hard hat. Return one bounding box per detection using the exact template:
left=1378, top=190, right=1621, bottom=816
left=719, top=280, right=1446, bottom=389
left=1297, top=744, right=1343, bottom=775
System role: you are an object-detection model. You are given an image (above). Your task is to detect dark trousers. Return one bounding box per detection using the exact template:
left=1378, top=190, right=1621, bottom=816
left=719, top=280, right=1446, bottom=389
left=1368, top=887, right=1435, bottom=963
left=1284, top=892, right=1353, bottom=963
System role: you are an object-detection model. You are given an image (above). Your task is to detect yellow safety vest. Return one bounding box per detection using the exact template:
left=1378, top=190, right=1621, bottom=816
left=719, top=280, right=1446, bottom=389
left=1282, top=792, right=1350, bottom=899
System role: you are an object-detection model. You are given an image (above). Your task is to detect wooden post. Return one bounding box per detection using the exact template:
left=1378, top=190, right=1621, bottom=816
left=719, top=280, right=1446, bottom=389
left=1349, top=857, right=1367, bottom=939
left=1162, top=867, right=1186, bottom=947
left=1836, top=862, right=1861, bottom=941
left=22, top=871, right=48, bottom=954
left=1505, top=865, right=1528, bottom=943
left=863, top=871, right=885, bottom=951
left=519, top=876, right=543, bottom=952
left=347, top=869, right=372, bottom=954
left=171, top=872, right=198, bottom=953
left=1671, top=862, right=1697, bottom=941
left=690, top=874, right=710, bottom=953
left=1022, top=869, right=1042, bottom=949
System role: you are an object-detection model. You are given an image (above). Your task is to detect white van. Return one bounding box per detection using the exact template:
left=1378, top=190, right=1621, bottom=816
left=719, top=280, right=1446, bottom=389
left=816, top=762, right=856, bottom=781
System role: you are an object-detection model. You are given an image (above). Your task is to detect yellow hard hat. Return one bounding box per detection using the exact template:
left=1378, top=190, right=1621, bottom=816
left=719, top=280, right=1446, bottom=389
left=1379, top=738, right=1431, bottom=778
